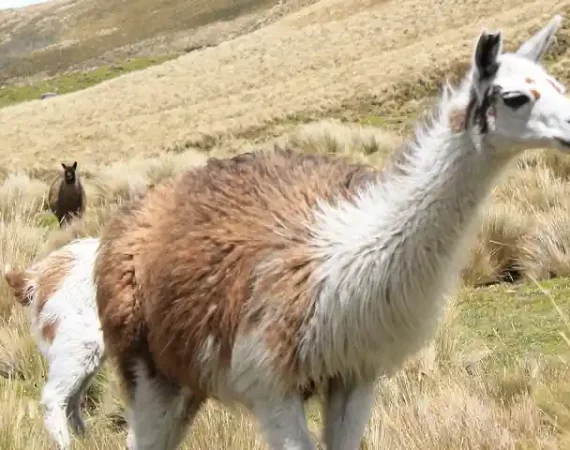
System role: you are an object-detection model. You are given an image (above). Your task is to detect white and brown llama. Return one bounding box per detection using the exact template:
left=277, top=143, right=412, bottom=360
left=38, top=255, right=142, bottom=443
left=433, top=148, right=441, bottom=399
left=95, top=16, right=570, bottom=450
left=4, top=238, right=105, bottom=450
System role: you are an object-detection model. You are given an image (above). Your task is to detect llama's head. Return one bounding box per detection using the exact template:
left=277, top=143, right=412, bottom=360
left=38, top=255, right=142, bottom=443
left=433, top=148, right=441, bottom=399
left=61, top=161, right=78, bottom=183
left=467, top=15, right=570, bottom=154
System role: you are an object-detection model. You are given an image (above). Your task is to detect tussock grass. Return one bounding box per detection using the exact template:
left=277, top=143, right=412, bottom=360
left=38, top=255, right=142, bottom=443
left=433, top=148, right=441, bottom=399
left=4, top=119, right=570, bottom=287
left=276, top=119, right=403, bottom=166
left=0, top=270, right=568, bottom=449
left=0, top=118, right=569, bottom=448
left=520, top=208, right=570, bottom=280
left=91, top=149, right=209, bottom=204
left=0, top=173, right=47, bottom=218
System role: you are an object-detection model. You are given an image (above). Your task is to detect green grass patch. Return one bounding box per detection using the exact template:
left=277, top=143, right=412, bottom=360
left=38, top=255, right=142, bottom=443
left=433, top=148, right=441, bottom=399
left=458, top=278, right=570, bottom=362
left=0, top=55, right=174, bottom=109
left=34, top=212, right=59, bottom=230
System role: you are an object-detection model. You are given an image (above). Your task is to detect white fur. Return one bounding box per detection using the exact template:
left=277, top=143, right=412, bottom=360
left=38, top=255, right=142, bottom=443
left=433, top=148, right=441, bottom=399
left=252, top=394, right=314, bottom=450
left=297, top=16, right=570, bottom=386
left=321, top=379, right=376, bottom=450
left=290, top=15, right=569, bottom=448
left=21, top=237, right=104, bottom=450
left=123, top=16, right=570, bottom=450
left=126, top=360, right=201, bottom=450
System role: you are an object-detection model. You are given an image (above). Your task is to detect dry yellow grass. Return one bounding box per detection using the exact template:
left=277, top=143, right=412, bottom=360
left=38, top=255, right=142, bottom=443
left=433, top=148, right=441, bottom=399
left=0, top=120, right=570, bottom=448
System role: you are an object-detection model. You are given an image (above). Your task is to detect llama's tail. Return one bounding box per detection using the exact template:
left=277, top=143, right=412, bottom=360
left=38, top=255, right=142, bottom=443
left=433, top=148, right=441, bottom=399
left=3, top=264, right=33, bottom=307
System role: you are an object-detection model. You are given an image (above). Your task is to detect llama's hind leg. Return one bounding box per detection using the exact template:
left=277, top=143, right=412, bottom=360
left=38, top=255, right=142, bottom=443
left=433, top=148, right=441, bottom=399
left=40, top=369, right=76, bottom=449
left=252, top=393, right=315, bottom=450
left=41, top=383, right=70, bottom=450
left=125, top=359, right=203, bottom=450
left=321, top=378, right=375, bottom=450
left=66, top=349, right=106, bottom=436
left=42, top=335, right=105, bottom=448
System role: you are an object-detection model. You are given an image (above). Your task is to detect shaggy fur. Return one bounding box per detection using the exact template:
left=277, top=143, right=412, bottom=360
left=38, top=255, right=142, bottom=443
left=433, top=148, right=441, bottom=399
left=4, top=238, right=104, bottom=450
left=96, top=151, right=379, bottom=394
left=95, top=16, right=570, bottom=450
left=48, top=161, right=86, bottom=227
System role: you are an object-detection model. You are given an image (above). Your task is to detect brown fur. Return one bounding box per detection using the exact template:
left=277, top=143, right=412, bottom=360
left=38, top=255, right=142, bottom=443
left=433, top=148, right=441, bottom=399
left=34, top=250, right=76, bottom=316
left=5, top=249, right=76, bottom=313
left=449, top=108, right=467, bottom=133
left=4, top=268, right=30, bottom=306
left=95, top=146, right=381, bottom=395
left=42, top=320, right=58, bottom=343
left=530, top=88, right=541, bottom=100
left=48, top=163, right=86, bottom=227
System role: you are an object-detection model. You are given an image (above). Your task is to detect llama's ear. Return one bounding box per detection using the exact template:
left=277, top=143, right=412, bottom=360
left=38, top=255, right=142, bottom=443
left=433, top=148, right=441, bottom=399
left=72, top=161, right=77, bottom=170
left=516, top=15, right=562, bottom=62
left=61, top=163, right=67, bottom=169
left=473, top=30, right=502, bottom=81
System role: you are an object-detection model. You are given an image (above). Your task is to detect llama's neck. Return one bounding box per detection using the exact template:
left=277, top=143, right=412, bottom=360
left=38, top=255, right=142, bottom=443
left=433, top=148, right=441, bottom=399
left=304, top=83, right=514, bottom=377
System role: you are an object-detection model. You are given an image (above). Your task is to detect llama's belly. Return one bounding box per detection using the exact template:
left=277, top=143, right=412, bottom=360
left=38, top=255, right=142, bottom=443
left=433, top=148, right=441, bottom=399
left=296, top=290, right=449, bottom=385
left=204, top=300, right=444, bottom=405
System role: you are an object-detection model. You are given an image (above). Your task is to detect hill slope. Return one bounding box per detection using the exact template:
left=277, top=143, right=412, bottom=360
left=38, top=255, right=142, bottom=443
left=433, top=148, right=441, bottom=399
left=1, top=0, right=570, bottom=171
left=0, top=0, right=317, bottom=84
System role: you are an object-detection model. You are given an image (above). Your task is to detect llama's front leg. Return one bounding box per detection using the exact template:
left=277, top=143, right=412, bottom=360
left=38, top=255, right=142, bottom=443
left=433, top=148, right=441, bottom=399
left=321, top=378, right=376, bottom=450
left=125, top=359, right=203, bottom=450
left=252, top=393, right=315, bottom=450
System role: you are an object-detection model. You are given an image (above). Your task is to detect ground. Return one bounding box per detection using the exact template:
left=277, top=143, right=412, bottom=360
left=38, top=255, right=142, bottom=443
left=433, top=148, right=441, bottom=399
left=1, top=0, right=570, bottom=448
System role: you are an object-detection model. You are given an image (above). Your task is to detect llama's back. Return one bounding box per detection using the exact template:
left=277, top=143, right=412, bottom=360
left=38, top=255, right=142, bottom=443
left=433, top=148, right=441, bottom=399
left=7, top=237, right=100, bottom=356
left=96, top=147, right=380, bottom=395
left=46, top=237, right=99, bottom=314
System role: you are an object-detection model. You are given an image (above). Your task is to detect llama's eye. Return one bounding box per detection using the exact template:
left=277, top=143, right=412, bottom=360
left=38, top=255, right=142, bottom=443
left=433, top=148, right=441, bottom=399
left=502, top=92, right=531, bottom=109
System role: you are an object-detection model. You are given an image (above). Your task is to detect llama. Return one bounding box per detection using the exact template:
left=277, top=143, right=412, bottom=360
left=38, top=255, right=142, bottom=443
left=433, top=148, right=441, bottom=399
left=4, top=238, right=105, bottom=450
left=94, top=16, right=570, bottom=450
left=48, top=161, right=86, bottom=227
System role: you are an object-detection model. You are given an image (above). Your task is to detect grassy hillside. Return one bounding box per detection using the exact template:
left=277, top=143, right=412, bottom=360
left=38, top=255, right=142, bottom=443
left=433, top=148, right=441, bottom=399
left=1, top=0, right=570, bottom=448
left=1, top=0, right=570, bottom=171
left=0, top=55, right=173, bottom=108
left=0, top=0, right=317, bottom=84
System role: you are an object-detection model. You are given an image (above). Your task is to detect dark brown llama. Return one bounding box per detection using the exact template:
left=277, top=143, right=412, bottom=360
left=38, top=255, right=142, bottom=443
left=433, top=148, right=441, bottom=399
left=48, top=162, right=86, bottom=227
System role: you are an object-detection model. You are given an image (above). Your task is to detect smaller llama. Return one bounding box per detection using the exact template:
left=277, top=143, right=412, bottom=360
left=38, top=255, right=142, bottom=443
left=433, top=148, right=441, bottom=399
left=48, top=162, right=86, bottom=227
left=3, top=238, right=105, bottom=450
